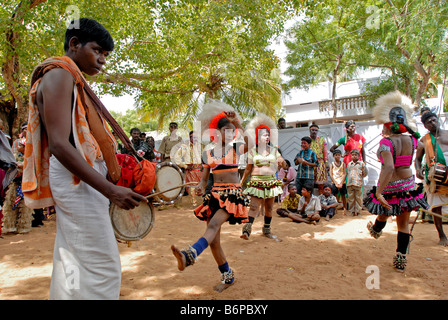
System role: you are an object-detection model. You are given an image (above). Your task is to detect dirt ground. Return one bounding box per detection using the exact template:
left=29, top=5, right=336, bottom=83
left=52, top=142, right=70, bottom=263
left=1, top=195, right=447, bottom=301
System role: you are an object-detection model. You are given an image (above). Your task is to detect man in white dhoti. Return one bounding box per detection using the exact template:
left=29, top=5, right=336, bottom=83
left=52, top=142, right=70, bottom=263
left=415, top=112, right=448, bottom=247
left=23, top=18, right=147, bottom=299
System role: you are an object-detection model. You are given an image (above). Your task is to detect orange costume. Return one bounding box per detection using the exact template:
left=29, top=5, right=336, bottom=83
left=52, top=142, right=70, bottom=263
left=23, top=56, right=121, bottom=209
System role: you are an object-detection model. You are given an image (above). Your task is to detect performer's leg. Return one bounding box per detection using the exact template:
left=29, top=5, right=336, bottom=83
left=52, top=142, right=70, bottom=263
left=432, top=207, right=448, bottom=246
left=208, top=215, right=235, bottom=290
left=367, top=214, right=388, bottom=239
left=241, top=196, right=262, bottom=239
left=171, top=209, right=229, bottom=271
left=393, top=211, right=411, bottom=272
left=262, top=197, right=277, bottom=238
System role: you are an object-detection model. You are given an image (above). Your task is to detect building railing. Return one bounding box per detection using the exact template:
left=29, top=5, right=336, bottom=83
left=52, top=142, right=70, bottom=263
left=319, top=95, right=371, bottom=113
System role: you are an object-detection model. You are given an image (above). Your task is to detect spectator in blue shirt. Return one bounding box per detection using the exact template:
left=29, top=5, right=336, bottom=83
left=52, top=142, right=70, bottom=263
left=294, top=136, right=318, bottom=196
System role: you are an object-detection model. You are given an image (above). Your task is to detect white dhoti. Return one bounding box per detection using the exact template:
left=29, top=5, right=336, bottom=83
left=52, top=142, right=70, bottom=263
left=426, top=151, right=448, bottom=216
left=49, top=156, right=121, bottom=300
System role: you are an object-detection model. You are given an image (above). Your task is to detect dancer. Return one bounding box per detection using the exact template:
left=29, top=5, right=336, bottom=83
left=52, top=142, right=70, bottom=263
left=240, top=113, right=287, bottom=240
left=363, top=91, right=429, bottom=272
left=171, top=101, right=249, bottom=292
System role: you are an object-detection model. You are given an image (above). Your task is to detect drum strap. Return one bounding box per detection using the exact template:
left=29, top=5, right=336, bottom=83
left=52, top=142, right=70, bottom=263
left=424, top=133, right=446, bottom=166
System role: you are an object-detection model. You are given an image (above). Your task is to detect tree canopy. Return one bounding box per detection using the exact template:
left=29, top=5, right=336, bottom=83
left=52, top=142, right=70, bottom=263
left=284, top=0, right=448, bottom=112
left=1, top=0, right=294, bottom=136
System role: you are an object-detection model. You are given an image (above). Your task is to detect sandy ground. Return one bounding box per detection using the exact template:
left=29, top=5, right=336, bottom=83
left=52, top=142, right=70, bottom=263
left=1, top=195, right=447, bottom=301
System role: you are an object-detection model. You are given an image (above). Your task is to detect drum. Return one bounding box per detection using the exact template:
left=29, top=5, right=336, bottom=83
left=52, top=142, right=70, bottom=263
left=154, top=161, right=185, bottom=204
left=110, top=201, right=155, bottom=241
left=428, top=163, right=448, bottom=194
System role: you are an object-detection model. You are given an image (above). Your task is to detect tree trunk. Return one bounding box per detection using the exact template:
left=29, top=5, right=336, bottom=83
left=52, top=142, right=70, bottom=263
left=414, top=74, right=431, bottom=108
left=331, top=57, right=341, bottom=122
left=2, top=0, right=47, bottom=139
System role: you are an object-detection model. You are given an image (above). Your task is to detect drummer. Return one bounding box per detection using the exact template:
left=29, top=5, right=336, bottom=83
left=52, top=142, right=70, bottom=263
left=415, top=111, right=448, bottom=246
left=174, top=130, right=203, bottom=206
left=171, top=101, right=250, bottom=292
left=159, top=122, right=182, bottom=162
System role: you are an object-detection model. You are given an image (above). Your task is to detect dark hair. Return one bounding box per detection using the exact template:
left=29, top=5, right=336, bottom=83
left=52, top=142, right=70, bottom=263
left=285, top=159, right=291, bottom=167
left=421, top=111, right=438, bottom=125
left=278, top=118, right=285, bottom=122
left=301, top=136, right=312, bottom=144
left=288, top=184, right=296, bottom=190
left=323, top=183, right=333, bottom=191
left=302, top=183, right=314, bottom=192
left=333, top=149, right=342, bottom=155
left=420, top=106, right=431, bottom=115
left=350, top=149, right=360, bottom=154
left=309, top=124, right=319, bottom=129
left=169, top=122, right=178, bottom=127
left=345, top=120, right=355, bottom=128
left=64, top=18, right=114, bottom=52
left=130, top=127, right=140, bottom=134
left=217, top=117, right=231, bottom=130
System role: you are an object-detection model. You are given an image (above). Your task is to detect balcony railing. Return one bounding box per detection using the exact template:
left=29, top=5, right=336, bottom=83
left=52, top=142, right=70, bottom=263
left=319, top=95, right=371, bottom=113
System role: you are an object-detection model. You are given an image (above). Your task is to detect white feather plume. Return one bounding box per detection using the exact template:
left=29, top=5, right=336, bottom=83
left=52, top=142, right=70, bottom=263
left=197, top=100, right=242, bottom=141
left=372, top=90, right=417, bottom=131
left=245, top=113, right=278, bottom=146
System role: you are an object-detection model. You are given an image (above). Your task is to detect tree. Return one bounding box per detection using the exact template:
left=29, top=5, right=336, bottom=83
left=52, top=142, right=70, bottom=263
left=283, top=0, right=448, bottom=113
left=0, top=0, right=294, bottom=137
left=283, top=0, right=369, bottom=121
left=367, top=0, right=448, bottom=108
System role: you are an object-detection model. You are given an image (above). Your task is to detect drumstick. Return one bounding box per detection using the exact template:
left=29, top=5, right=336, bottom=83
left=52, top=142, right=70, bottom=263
left=145, top=182, right=198, bottom=199
left=418, top=207, right=447, bottom=220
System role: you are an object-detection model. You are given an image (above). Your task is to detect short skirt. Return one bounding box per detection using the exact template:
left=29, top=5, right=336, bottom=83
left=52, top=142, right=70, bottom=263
left=243, top=175, right=283, bottom=199
left=363, top=176, right=429, bottom=216
left=194, top=183, right=250, bottom=224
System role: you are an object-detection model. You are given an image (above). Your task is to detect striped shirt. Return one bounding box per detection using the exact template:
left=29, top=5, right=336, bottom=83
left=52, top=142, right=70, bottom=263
left=294, top=148, right=318, bottom=179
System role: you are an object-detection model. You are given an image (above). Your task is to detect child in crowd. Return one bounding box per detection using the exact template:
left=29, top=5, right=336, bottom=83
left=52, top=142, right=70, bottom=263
left=276, top=184, right=301, bottom=217
left=346, top=149, right=367, bottom=216
left=318, top=183, right=339, bottom=221
left=285, top=183, right=321, bottom=224
left=329, top=149, right=347, bottom=215
left=277, top=159, right=297, bottom=201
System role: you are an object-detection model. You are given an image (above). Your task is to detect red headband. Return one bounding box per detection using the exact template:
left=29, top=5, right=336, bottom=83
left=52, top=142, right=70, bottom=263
left=256, top=125, right=271, bottom=143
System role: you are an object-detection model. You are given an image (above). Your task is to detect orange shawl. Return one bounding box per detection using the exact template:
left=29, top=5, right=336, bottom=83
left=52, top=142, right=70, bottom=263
left=23, top=56, right=120, bottom=209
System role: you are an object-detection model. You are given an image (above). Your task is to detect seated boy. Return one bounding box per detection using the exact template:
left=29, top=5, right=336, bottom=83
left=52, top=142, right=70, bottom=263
left=318, top=183, right=339, bottom=221
left=276, top=184, right=301, bottom=217
left=286, top=183, right=321, bottom=224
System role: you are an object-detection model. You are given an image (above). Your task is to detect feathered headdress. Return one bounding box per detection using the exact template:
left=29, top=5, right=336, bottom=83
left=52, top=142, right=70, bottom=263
left=245, top=113, right=278, bottom=146
left=197, top=100, right=242, bottom=142
left=372, top=91, right=419, bottom=138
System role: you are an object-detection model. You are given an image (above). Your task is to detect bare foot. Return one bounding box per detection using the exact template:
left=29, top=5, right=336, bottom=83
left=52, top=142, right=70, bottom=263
left=171, top=245, right=186, bottom=271
left=438, top=238, right=448, bottom=247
